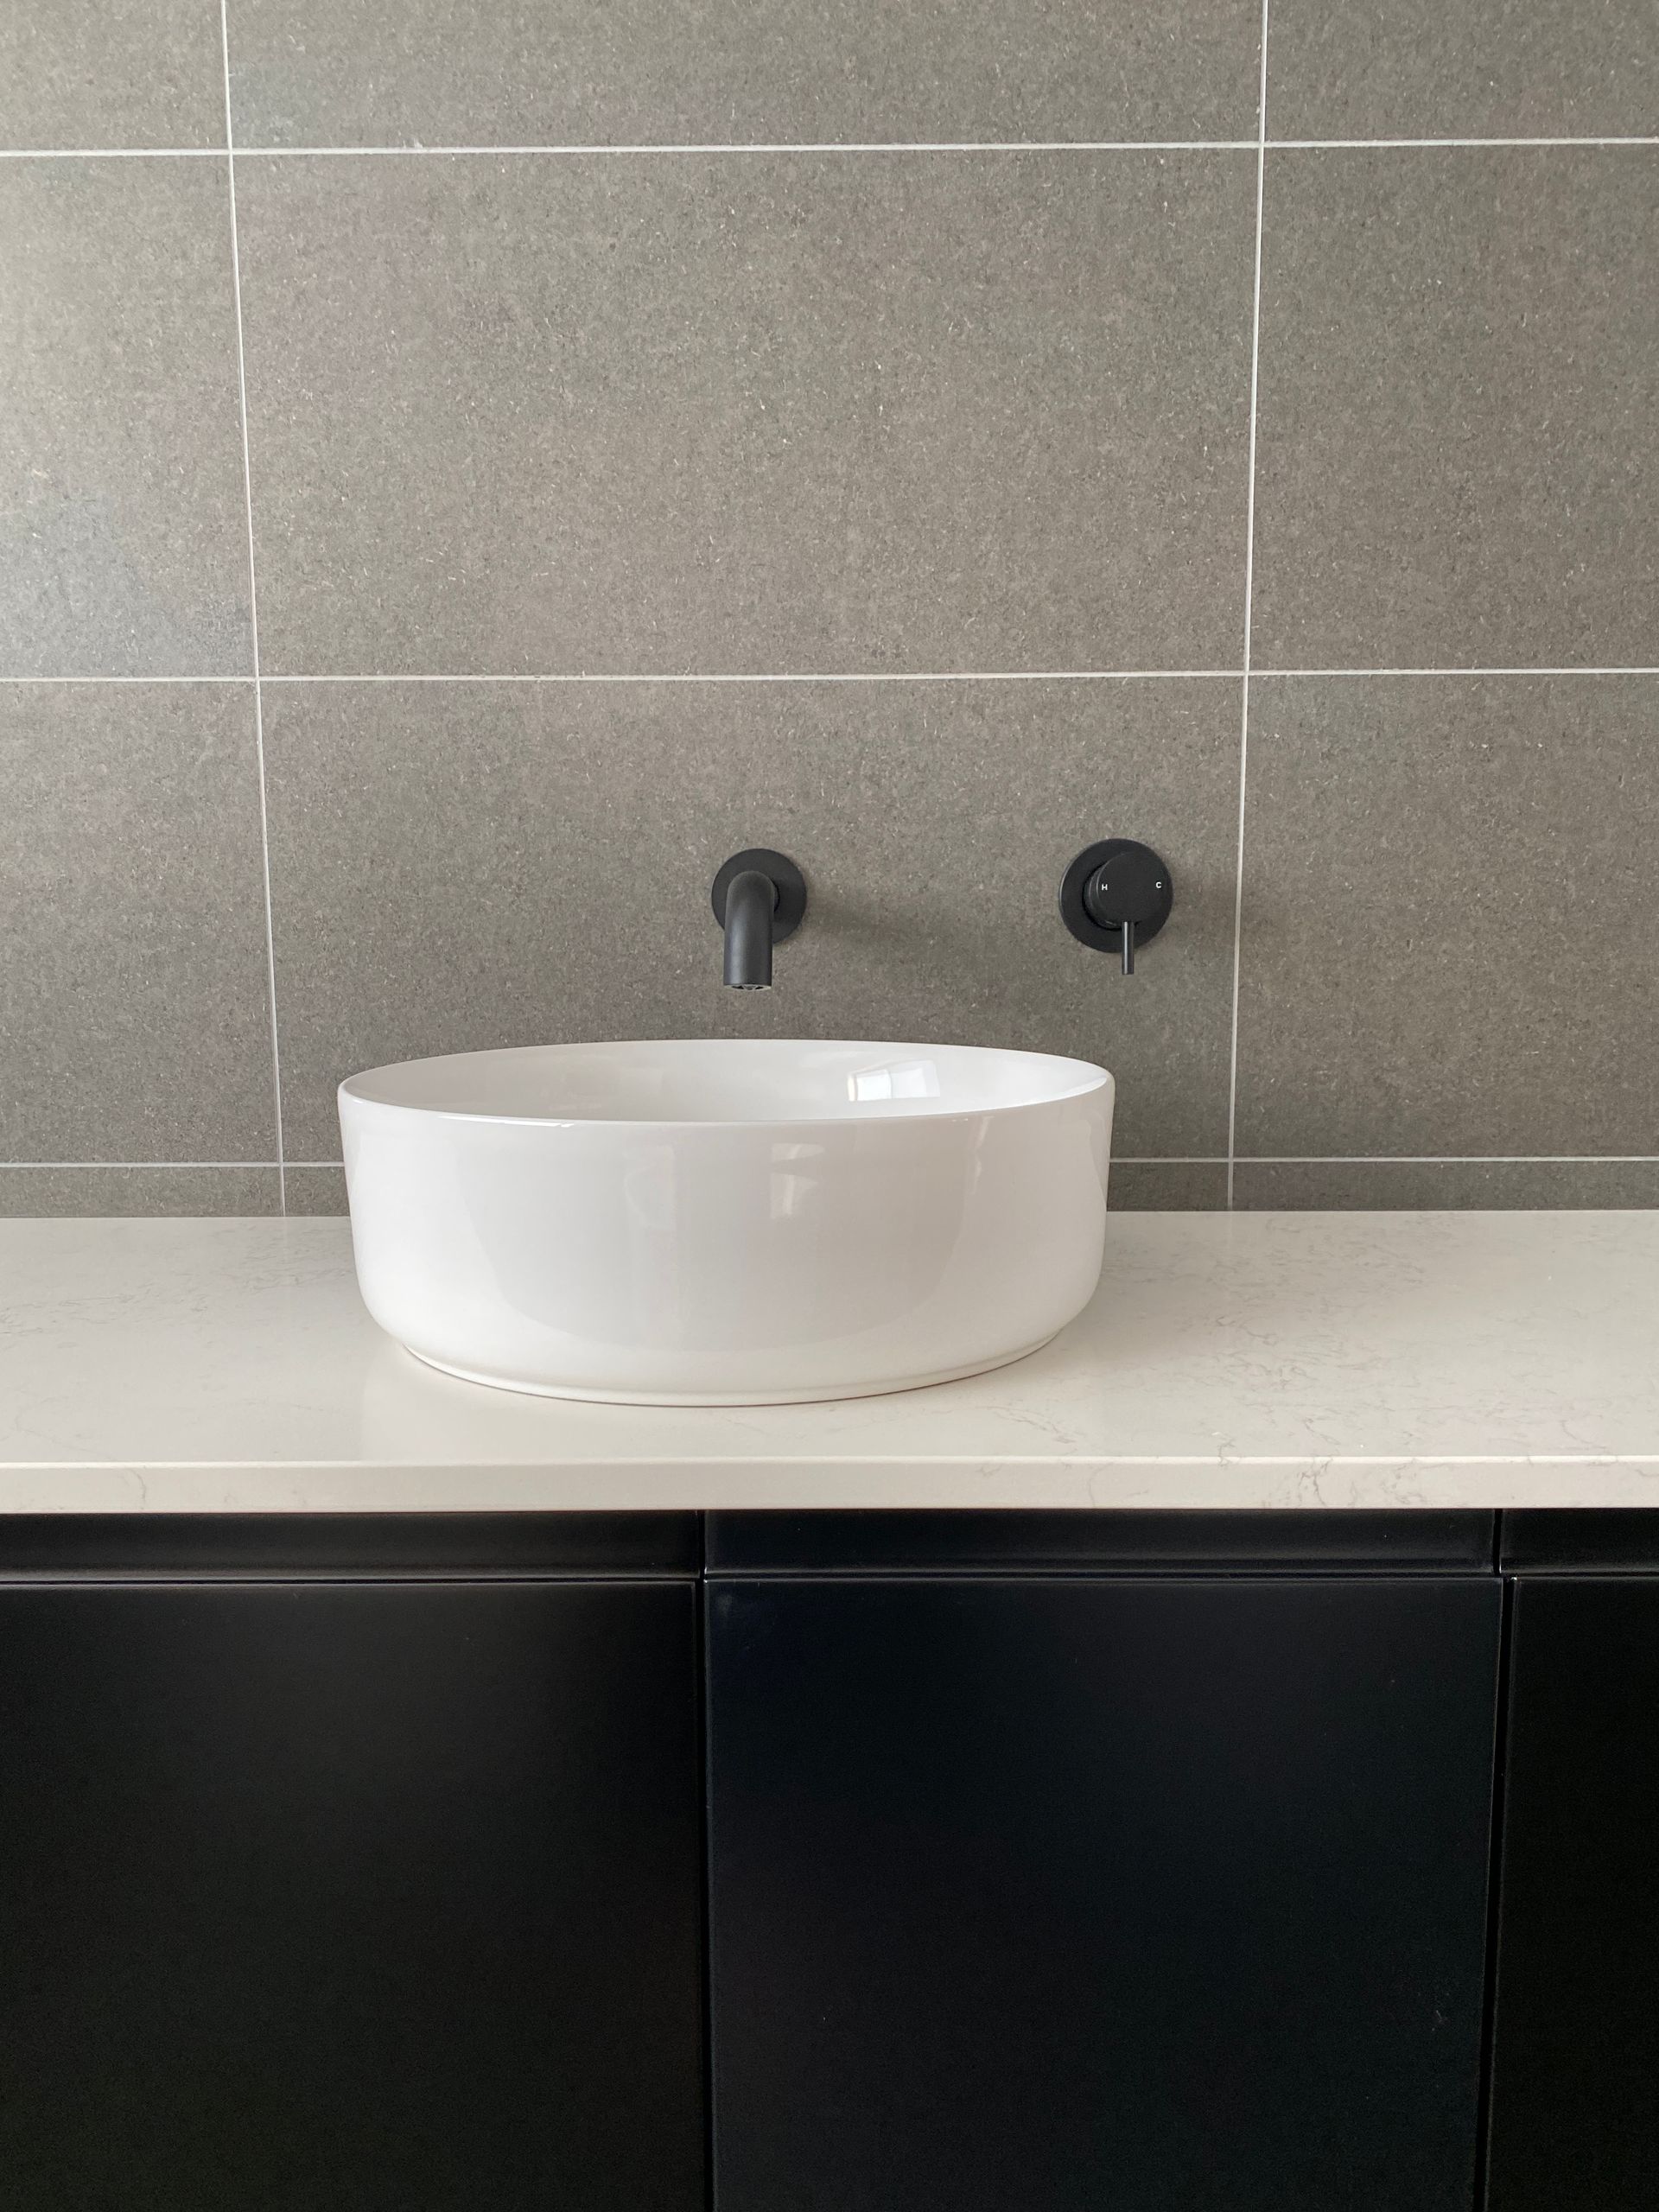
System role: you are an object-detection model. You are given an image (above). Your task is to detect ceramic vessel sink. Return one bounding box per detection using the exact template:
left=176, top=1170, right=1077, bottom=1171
left=340, top=1039, right=1113, bottom=1405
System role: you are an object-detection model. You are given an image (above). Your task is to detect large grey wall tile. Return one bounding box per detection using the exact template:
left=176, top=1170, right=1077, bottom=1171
left=1251, top=150, right=1658, bottom=671
left=1235, top=676, right=1659, bottom=1160
left=1268, top=0, right=1657, bottom=141
left=0, top=684, right=277, bottom=1160
left=0, top=161, right=253, bottom=677
left=1234, top=1160, right=1659, bottom=1210
left=1108, top=1161, right=1227, bottom=1210
left=0, top=1, right=225, bottom=150
left=283, top=1164, right=347, bottom=1214
left=263, top=678, right=1240, bottom=1162
left=237, top=152, right=1255, bottom=676
left=0, top=1166, right=279, bottom=1217
left=227, top=0, right=1262, bottom=149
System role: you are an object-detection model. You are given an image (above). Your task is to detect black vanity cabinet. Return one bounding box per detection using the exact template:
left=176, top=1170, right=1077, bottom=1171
left=706, top=1514, right=1503, bottom=2212
left=0, top=1516, right=705, bottom=2212
left=19, top=1502, right=1658, bottom=2212
left=1486, top=1515, right=1659, bottom=2212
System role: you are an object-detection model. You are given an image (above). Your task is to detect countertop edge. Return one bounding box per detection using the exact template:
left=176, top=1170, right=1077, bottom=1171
left=7, top=1455, right=1659, bottom=1514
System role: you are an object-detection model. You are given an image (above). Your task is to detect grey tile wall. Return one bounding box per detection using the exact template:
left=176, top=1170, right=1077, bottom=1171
left=1108, top=1163, right=1231, bottom=1211
left=0, top=1, right=225, bottom=151
left=1251, top=149, right=1657, bottom=671
left=226, top=0, right=1263, bottom=149
left=3, top=0, right=1656, bottom=1217
left=1, top=160, right=253, bottom=677
left=0, top=1166, right=279, bottom=1217
left=1234, top=1161, right=1659, bottom=1211
left=234, top=150, right=1255, bottom=676
left=1266, top=0, right=1656, bottom=141
left=282, top=1164, right=348, bottom=1216
left=1235, top=677, right=1659, bottom=1161
left=0, top=685, right=276, bottom=1163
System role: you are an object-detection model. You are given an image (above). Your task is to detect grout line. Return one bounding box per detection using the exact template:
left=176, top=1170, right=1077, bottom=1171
left=1255, top=664, right=1659, bottom=678
left=0, top=142, right=1249, bottom=160
left=237, top=139, right=1258, bottom=156
left=3, top=137, right=1654, bottom=160
left=0, top=147, right=227, bottom=159
left=7, top=1155, right=1657, bottom=1170
left=220, top=3, right=287, bottom=1217
left=1271, top=135, right=1659, bottom=149
left=5, top=667, right=1657, bottom=686
left=0, top=674, right=256, bottom=683
left=257, top=668, right=1242, bottom=685
left=1224, top=0, right=1273, bottom=1214
left=1236, top=1155, right=1659, bottom=1166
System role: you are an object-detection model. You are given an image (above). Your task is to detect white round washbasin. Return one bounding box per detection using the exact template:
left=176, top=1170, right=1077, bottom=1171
left=340, top=1039, right=1114, bottom=1405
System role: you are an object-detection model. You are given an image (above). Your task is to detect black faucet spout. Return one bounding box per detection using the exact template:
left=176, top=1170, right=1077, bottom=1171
left=710, top=849, right=808, bottom=990
left=722, top=868, right=779, bottom=990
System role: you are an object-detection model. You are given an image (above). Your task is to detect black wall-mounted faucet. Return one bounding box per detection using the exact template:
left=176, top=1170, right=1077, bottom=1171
left=710, top=849, right=807, bottom=989
left=1060, top=840, right=1174, bottom=975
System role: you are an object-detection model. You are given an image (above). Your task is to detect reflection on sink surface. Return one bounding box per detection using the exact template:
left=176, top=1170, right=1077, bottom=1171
left=340, top=1039, right=1113, bottom=1406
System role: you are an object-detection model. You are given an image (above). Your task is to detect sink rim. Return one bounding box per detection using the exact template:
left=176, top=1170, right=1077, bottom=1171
left=340, top=1036, right=1111, bottom=1134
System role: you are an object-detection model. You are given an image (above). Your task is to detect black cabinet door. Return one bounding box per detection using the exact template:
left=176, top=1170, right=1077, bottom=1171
left=0, top=1580, right=703, bottom=2212
left=1487, top=1577, right=1659, bottom=2212
left=708, top=1575, right=1499, bottom=2212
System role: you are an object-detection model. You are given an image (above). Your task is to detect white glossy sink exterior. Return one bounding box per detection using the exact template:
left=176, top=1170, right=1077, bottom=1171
left=340, top=1039, right=1113, bottom=1405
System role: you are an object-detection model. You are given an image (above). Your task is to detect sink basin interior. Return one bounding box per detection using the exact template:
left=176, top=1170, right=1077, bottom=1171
left=341, top=1039, right=1109, bottom=1126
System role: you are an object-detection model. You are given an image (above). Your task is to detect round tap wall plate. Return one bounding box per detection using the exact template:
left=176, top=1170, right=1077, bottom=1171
left=711, top=849, right=807, bottom=942
left=1059, top=840, right=1173, bottom=953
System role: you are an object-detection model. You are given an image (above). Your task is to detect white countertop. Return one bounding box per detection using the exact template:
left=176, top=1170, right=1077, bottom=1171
left=0, top=1211, right=1656, bottom=1513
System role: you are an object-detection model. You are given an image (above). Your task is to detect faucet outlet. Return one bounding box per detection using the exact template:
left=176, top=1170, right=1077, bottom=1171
left=711, top=849, right=807, bottom=989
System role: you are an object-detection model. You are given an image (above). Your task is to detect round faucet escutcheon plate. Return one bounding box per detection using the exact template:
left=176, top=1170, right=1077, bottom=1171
left=1059, top=839, right=1173, bottom=954
left=710, top=849, right=807, bottom=941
